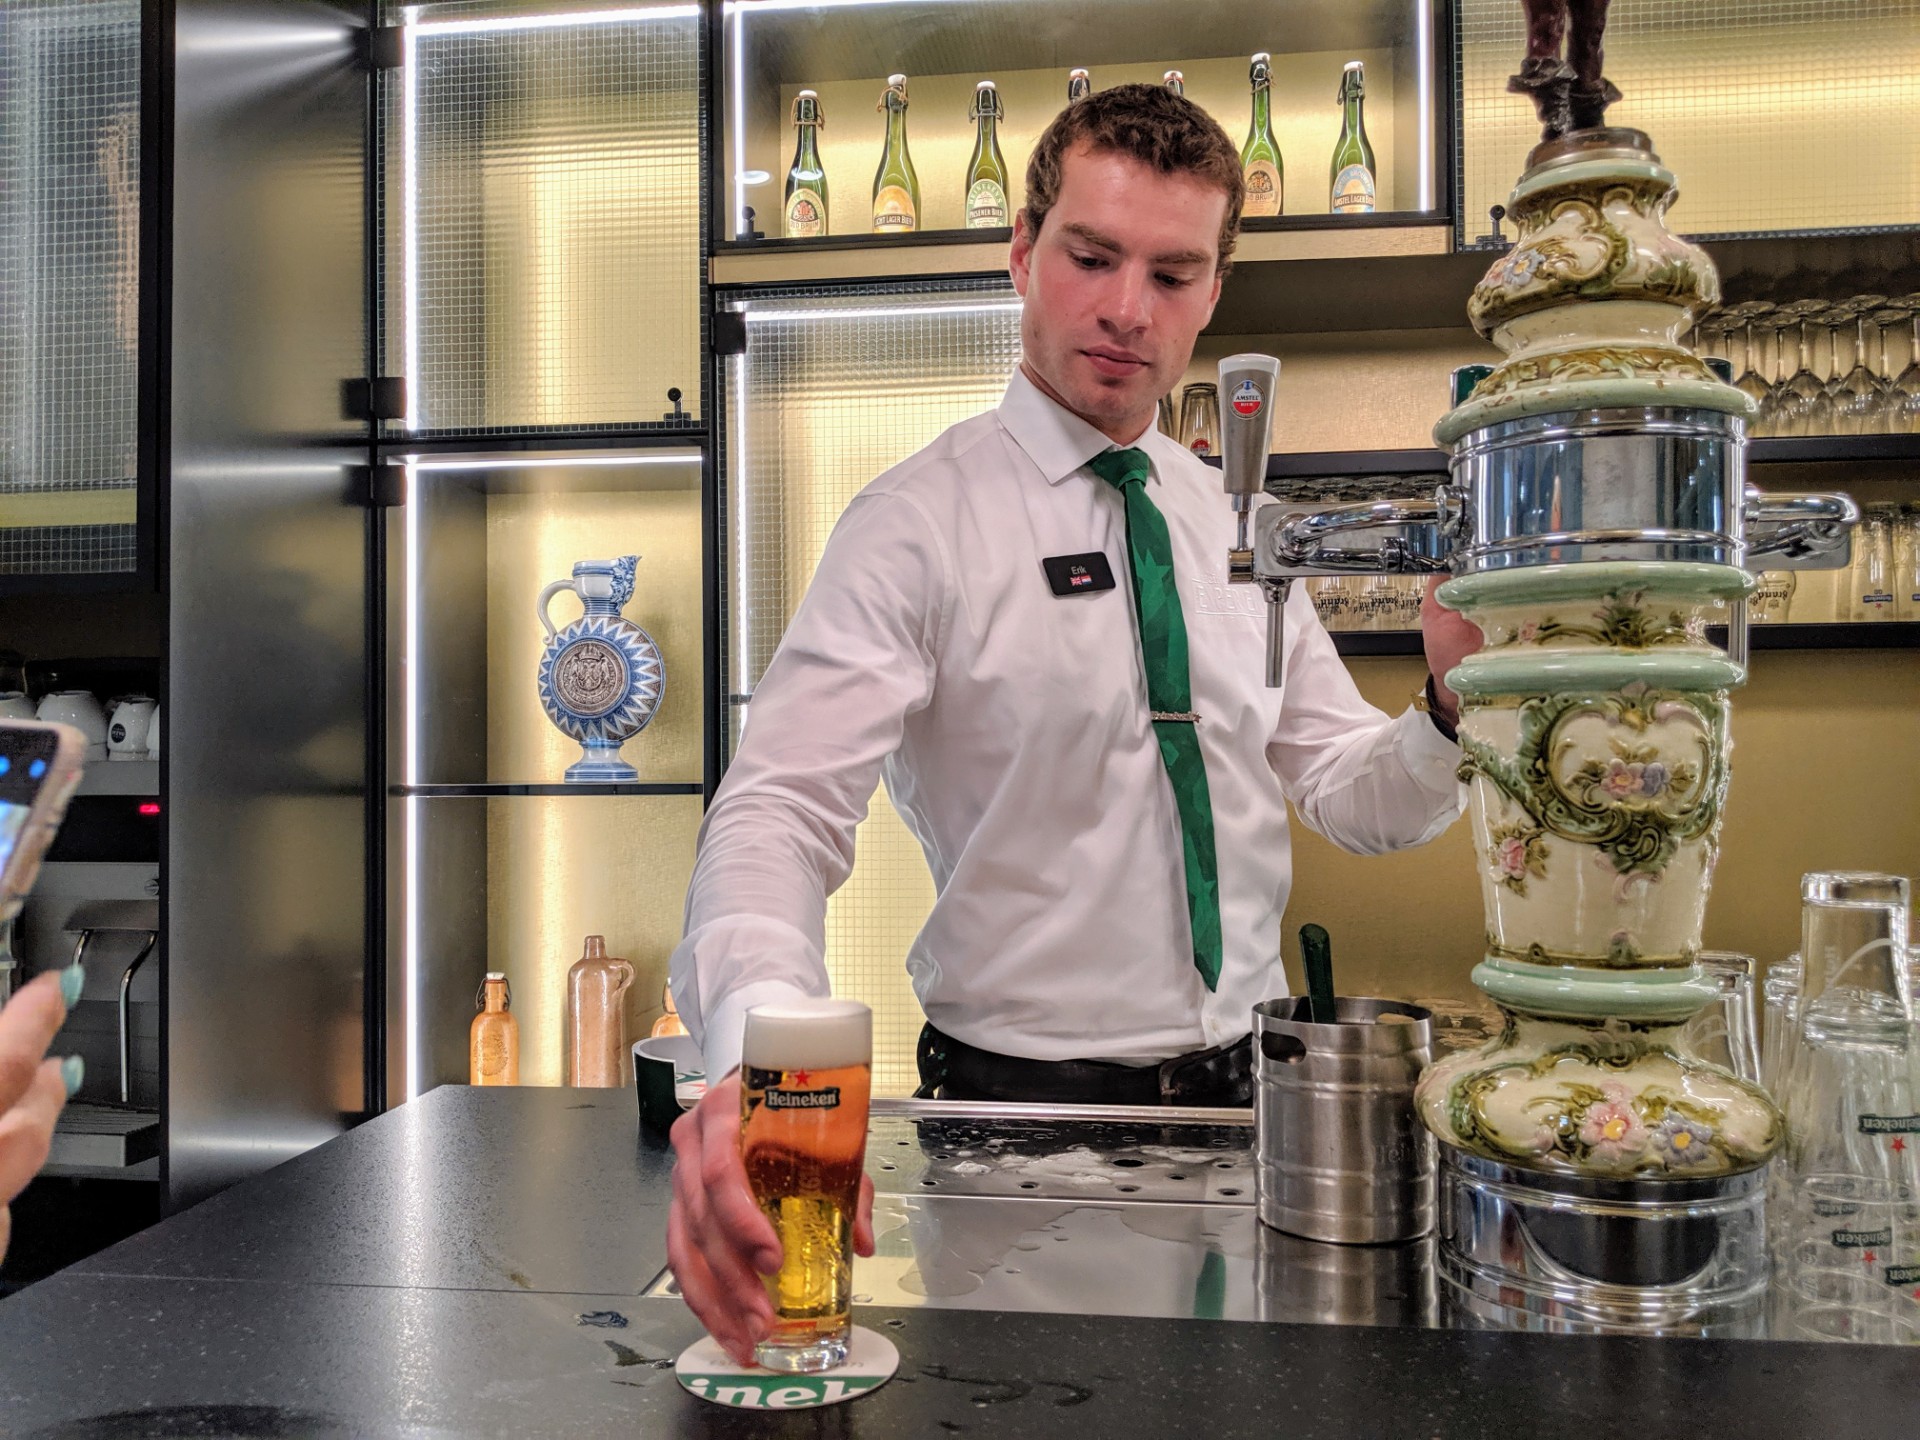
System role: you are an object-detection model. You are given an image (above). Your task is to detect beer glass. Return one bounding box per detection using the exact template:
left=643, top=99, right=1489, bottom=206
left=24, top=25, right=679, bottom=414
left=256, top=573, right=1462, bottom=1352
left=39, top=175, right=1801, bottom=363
left=739, top=998, right=872, bottom=1373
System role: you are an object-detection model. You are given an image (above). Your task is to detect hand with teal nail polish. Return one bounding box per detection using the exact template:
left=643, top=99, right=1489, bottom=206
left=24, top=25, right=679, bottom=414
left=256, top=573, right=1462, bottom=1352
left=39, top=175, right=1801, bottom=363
left=0, top=968, right=77, bottom=1265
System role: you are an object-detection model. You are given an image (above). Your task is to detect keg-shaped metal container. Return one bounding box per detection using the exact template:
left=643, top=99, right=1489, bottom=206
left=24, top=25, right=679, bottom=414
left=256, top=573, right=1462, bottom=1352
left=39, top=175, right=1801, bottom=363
left=1253, top=996, right=1435, bottom=1244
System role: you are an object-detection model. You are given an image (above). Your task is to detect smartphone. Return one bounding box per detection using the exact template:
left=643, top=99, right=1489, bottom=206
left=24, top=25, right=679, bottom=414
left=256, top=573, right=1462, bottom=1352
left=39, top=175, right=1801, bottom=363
left=0, top=720, right=88, bottom=925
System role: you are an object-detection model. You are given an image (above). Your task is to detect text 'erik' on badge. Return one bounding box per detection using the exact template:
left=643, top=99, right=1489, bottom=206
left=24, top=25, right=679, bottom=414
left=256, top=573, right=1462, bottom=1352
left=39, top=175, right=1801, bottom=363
left=1043, top=551, right=1117, bottom=597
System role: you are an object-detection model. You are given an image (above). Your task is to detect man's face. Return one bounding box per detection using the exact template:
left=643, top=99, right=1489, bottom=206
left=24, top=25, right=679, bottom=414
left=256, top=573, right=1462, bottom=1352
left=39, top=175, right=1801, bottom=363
left=1009, top=143, right=1227, bottom=443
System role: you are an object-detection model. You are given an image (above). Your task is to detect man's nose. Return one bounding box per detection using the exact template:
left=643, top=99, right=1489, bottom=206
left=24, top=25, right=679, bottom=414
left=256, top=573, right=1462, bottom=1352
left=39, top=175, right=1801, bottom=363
left=1100, top=261, right=1152, bottom=335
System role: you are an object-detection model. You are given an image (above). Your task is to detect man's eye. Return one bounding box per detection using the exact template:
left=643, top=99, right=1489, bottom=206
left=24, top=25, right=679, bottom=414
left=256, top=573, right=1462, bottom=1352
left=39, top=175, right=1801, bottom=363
left=1157, top=273, right=1194, bottom=289
left=1072, top=253, right=1105, bottom=269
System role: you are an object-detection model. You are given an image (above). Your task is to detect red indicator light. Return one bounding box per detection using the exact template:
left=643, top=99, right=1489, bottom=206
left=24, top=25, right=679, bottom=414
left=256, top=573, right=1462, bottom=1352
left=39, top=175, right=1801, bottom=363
left=138, top=802, right=161, bottom=816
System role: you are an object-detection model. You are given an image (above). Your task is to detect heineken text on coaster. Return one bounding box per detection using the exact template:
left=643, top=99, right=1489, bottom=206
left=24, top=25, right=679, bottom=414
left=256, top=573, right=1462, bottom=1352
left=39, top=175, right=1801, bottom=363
left=676, top=1325, right=898, bottom=1410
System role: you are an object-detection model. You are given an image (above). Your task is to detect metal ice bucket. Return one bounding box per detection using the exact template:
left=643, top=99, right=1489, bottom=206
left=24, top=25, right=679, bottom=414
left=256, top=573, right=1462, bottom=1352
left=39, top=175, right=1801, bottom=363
left=1253, top=997, right=1435, bottom=1244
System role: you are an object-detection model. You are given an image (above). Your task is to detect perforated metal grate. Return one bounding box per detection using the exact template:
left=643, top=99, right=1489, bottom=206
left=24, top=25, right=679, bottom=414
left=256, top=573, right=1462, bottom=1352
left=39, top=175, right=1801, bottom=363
left=382, top=0, right=702, bottom=435
left=1457, top=0, right=1920, bottom=248
left=721, top=279, right=1023, bottom=1094
left=0, top=0, right=141, bottom=575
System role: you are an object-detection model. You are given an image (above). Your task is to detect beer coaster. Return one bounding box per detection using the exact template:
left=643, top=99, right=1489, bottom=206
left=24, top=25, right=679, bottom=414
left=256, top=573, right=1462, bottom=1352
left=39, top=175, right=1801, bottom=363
left=675, top=1325, right=898, bottom=1411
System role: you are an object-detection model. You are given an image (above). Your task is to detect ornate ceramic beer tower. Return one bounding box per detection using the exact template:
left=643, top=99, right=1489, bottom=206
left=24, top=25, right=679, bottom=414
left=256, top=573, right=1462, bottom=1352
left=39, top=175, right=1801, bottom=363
left=1226, top=2, right=1859, bottom=1327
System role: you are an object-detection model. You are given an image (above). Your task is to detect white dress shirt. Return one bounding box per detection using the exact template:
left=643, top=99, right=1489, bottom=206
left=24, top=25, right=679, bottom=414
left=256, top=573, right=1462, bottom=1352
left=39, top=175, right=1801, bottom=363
left=673, top=368, right=1465, bottom=1080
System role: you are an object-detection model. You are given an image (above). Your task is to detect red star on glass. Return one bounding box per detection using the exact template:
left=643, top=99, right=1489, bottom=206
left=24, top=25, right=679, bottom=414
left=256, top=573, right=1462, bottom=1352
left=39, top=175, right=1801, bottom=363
left=1893, top=1137, right=1908, bottom=1153
left=791, top=1069, right=812, bottom=1086
left=1863, top=1250, right=1878, bottom=1265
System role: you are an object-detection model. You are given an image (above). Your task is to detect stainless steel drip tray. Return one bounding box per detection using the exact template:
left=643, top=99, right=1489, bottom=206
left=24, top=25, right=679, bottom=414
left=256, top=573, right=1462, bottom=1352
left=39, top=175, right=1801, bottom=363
left=644, top=1101, right=1443, bottom=1327
left=862, top=1100, right=1255, bottom=1206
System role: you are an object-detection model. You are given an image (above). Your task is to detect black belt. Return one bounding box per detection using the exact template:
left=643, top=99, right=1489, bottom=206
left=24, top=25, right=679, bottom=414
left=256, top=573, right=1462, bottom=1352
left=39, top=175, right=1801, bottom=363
left=914, top=1023, right=1253, bottom=1107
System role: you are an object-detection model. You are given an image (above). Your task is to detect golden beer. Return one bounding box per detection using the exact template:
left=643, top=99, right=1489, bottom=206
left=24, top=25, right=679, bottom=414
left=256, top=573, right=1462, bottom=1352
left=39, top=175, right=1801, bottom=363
left=738, top=999, right=872, bottom=1372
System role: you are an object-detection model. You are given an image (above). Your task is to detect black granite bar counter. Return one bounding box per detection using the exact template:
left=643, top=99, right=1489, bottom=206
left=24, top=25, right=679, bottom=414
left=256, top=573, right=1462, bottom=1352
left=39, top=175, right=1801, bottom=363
left=0, top=1086, right=1915, bottom=1438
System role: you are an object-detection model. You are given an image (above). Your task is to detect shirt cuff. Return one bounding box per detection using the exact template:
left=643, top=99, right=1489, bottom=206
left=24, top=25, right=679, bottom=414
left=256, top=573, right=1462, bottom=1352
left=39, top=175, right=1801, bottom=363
left=1395, top=701, right=1464, bottom=795
left=699, top=978, right=817, bottom=1081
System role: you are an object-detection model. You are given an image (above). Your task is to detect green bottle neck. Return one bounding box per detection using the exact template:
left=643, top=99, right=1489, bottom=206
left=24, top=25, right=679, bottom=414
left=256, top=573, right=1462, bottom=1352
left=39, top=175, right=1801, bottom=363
left=885, top=99, right=909, bottom=156
left=794, top=124, right=822, bottom=173
left=1341, top=83, right=1364, bottom=137
left=1252, top=81, right=1272, bottom=136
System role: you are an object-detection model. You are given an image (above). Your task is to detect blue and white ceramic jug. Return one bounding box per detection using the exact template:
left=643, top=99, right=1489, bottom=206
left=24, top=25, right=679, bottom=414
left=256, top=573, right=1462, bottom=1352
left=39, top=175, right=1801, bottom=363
left=536, top=556, right=664, bottom=783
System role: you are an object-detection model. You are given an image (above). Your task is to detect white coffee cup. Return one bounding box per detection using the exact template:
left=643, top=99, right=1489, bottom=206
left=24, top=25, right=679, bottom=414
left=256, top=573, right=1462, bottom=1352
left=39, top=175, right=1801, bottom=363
left=37, top=691, right=107, bottom=758
left=108, top=697, right=157, bottom=759
left=147, top=702, right=162, bottom=758
left=0, top=691, right=35, bottom=722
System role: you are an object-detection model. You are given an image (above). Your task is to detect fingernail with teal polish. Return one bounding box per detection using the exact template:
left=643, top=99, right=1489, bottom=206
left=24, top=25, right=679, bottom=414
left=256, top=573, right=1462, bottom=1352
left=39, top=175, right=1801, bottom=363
left=62, top=1055, right=85, bottom=1097
left=61, top=963, right=85, bottom=1007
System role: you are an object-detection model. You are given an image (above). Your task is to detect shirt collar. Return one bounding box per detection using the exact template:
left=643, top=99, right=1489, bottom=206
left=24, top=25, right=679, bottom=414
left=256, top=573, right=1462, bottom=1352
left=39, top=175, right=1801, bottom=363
left=997, top=366, right=1163, bottom=487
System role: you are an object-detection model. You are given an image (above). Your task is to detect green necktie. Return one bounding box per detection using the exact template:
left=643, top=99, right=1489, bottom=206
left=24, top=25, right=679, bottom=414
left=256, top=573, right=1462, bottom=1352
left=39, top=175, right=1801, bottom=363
left=1087, top=447, right=1223, bottom=992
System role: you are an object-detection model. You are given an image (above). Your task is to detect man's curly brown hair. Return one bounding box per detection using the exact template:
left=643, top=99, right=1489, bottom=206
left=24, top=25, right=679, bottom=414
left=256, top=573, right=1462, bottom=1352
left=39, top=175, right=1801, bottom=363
left=1022, top=83, right=1245, bottom=275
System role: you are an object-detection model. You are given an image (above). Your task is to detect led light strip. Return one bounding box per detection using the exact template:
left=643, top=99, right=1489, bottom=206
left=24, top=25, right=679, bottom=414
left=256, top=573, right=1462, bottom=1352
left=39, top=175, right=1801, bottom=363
left=408, top=452, right=697, bottom=471
left=402, top=460, right=422, bottom=1101
left=414, top=5, right=697, bottom=36
left=1416, top=0, right=1434, bottom=213
left=745, top=301, right=1024, bottom=325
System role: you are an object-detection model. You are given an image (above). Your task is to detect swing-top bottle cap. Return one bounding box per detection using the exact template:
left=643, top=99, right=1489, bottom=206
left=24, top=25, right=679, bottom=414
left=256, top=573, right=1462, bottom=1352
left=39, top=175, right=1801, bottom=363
left=1251, top=51, right=1271, bottom=64
left=1069, top=67, right=1089, bottom=78
left=887, top=72, right=907, bottom=87
left=485, top=971, right=507, bottom=982
left=797, top=87, right=818, bottom=97
left=977, top=80, right=996, bottom=90
left=1344, top=60, right=1365, bottom=72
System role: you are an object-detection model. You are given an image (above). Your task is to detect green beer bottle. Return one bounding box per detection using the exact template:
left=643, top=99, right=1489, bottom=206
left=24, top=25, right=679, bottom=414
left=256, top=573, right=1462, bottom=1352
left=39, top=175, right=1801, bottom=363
left=1329, top=61, right=1377, bottom=215
left=964, top=81, right=1010, bottom=230
left=1241, top=52, right=1283, bottom=217
left=871, top=73, right=919, bottom=235
left=1067, top=68, right=1091, bottom=104
left=1163, top=69, right=1185, bottom=97
left=784, top=89, right=828, bottom=238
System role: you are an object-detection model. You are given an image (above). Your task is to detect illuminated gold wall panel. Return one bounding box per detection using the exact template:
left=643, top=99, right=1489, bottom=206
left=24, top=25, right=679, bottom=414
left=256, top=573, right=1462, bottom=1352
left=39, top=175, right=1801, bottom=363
left=485, top=794, right=704, bottom=1089
left=485, top=478, right=705, bottom=786
left=1459, top=0, right=1920, bottom=243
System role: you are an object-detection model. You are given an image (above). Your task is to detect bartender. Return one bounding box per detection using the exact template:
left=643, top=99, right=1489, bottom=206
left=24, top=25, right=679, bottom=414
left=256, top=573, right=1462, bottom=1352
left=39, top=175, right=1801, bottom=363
left=668, top=84, right=1478, bottom=1359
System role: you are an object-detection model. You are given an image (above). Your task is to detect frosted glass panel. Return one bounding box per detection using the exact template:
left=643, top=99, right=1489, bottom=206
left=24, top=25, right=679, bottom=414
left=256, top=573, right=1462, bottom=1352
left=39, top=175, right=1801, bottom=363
left=723, top=281, right=1023, bottom=1094
left=385, top=0, right=702, bottom=434
left=0, top=0, right=141, bottom=574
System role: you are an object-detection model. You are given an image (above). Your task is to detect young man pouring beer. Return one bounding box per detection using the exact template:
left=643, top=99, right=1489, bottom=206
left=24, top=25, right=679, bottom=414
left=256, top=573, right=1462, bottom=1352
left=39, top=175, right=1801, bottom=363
left=668, top=84, right=1480, bottom=1362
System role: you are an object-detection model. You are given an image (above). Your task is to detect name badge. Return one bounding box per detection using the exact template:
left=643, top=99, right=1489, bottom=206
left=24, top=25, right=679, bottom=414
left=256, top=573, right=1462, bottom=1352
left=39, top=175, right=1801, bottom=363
left=1043, top=552, right=1116, bottom=597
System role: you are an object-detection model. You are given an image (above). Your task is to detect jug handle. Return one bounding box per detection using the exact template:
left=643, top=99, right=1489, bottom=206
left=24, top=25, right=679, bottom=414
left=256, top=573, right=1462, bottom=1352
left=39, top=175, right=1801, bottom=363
left=537, top=579, right=580, bottom=641
left=610, top=959, right=635, bottom=1003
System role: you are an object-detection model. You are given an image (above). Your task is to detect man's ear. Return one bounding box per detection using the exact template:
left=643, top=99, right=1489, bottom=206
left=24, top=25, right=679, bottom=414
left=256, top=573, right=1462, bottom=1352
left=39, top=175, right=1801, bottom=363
left=1009, top=209, right=1036, bottom=297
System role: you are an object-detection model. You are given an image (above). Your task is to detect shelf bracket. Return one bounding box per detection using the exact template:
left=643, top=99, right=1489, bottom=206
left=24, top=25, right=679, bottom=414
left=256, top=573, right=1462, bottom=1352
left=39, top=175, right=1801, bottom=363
left=368, top=26, right=405, bottom=71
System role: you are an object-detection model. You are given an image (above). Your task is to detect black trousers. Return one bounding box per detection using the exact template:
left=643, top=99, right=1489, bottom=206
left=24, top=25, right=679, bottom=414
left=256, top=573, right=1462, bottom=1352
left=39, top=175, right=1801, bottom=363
left=914, top=1023, right=1253, bottom=1107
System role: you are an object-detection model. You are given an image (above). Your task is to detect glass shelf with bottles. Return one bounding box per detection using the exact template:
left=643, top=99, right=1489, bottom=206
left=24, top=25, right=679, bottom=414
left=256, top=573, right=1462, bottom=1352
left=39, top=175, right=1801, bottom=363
left=718, top=0, right=1447, bottom=247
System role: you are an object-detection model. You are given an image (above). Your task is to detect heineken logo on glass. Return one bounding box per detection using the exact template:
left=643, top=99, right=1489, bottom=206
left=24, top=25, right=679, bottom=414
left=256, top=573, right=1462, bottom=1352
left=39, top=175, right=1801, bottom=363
left=1230, top=379, right=1263, bottom=417
left=766, top=1085, right=841, bottom=1110
left=1886, top=1264, right=1920, bottom=1286
left=1831, top=1227, right=1893, bottom=1249
left=1859, top=1115, right=1920, bottom=1134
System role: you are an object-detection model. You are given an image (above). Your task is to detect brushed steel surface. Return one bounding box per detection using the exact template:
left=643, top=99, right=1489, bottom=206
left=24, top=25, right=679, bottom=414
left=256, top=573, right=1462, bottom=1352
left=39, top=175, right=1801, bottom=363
left=1254, top=996, right=1435, bottom=1244
left=166, top=0, right=370, bottom=1207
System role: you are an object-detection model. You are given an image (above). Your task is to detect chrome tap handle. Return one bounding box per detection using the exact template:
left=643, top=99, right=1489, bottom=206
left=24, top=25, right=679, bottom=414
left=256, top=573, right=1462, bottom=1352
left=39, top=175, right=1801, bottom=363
left=1742, top=487, right=1859, bottom=567
left=1265, top=498, right=1453, bottom=574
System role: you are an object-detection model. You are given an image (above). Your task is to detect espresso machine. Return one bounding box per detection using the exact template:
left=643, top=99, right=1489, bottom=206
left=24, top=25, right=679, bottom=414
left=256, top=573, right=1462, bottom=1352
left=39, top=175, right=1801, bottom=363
left=1221, top=116, right=1859, bottom=1330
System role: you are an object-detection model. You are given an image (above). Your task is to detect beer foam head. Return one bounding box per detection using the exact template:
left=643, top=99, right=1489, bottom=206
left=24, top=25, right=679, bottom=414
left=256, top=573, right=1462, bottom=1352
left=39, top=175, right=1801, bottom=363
left=741, top=998, right=871, bottom=1071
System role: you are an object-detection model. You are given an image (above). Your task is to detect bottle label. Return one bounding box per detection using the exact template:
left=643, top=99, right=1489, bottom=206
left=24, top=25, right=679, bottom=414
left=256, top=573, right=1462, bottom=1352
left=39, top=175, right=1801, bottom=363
left=1332, top=163, right=1376, bottom=215
left=873, top=184, right=917, bottom=234
left=964, top=178, right=1008, bottom=229
left=1243, top=159, right=1282, bottom=216
left=785, top=187, right=825, bottom=239
left=478, top=1029, right=508, bottom=1078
